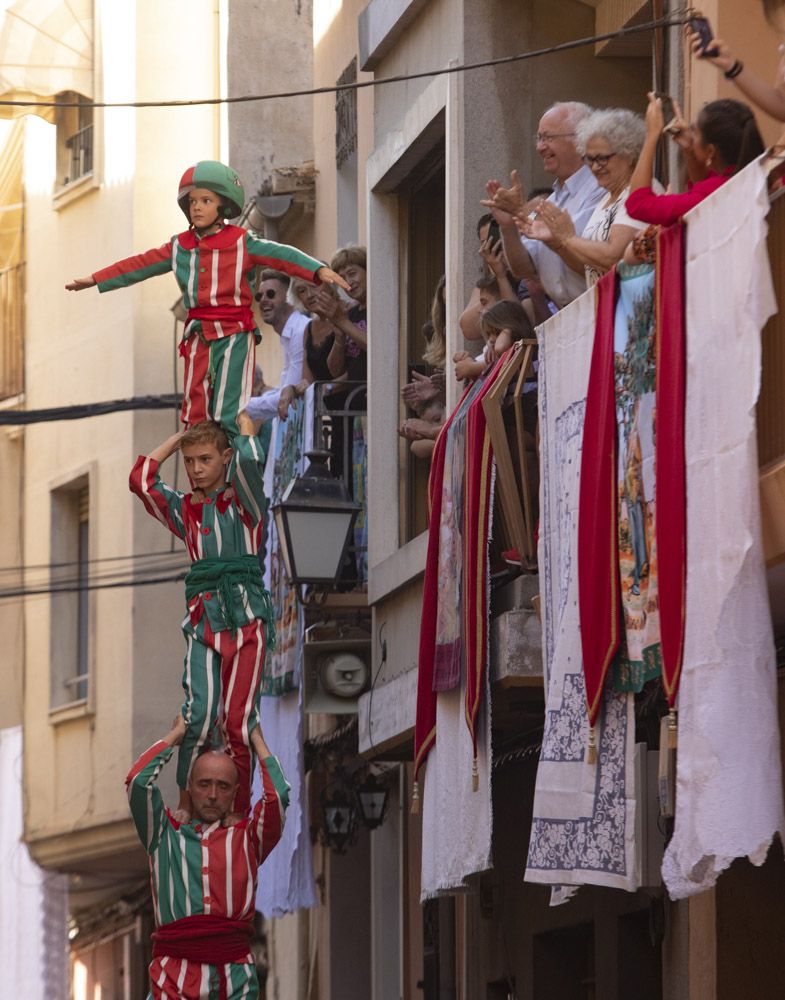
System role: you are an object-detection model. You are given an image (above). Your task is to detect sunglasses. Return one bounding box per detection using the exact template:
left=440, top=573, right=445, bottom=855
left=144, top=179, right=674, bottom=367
left=254, top=288, right=279, bottom=301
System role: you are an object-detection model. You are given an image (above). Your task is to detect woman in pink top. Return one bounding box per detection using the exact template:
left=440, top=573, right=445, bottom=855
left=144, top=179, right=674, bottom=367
left=626, top=93, right=765, bottom=227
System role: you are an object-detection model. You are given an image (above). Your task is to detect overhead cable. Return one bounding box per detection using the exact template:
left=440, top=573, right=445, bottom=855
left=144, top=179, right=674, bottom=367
left=0, top=13, right=691, bottom=112
left=0, top=393, right=182, bottom=425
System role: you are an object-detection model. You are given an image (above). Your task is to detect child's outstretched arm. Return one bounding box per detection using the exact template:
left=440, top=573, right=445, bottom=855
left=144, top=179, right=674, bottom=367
left=65, top=241, right=174, bottom=294
left=245, top=233, right=349, bottom=291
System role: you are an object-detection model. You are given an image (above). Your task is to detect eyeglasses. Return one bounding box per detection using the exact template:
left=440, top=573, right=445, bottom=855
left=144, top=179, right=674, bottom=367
left=534, top=131, right=576, bottom=144
left=582, top=152, right=618, bottom=169
left=255, top=288, right=278, bottom=301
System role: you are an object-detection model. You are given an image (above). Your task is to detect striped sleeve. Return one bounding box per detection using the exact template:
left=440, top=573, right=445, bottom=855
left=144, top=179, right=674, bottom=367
left=125, top=740, right=173, bottom=853
left=226, top=435, right=267, bottom=526
left=93, top=240, right=174, bottom=292
left=129, top=456, right=186, bottom=539
left=249, top=755, right=290, bottom=864
left=245, top=232, right=322, bottom=284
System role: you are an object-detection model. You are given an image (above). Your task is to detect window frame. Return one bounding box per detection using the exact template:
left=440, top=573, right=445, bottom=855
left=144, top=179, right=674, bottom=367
left=49, top=470, right=96, bottom=720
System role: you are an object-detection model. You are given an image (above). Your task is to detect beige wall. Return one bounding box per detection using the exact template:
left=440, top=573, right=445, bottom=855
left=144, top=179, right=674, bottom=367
left=312, top=0, right=375, bottom=261
left=0, top=428, right=23, bottom=730
left=23, top=0, right=219, bottom=861
left=687, top=0, right=784, bottom=146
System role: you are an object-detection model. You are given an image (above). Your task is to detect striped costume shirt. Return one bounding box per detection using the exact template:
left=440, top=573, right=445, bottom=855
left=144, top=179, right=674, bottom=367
left=93, top=225, right=322, bottom=341
left=126, top=741, right=289, bottom=933
left=128, top=435, right=269, bottom=630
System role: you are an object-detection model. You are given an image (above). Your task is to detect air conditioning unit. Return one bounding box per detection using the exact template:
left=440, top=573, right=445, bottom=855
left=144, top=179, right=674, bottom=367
left=303, top=622, right=372, bottom=714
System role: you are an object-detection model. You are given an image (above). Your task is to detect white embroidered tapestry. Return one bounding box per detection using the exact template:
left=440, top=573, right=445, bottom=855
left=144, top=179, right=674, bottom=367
left=420, top=672, right=493, bottom=899
left=254, top=687, right=317, bottom=916
left=661, top=160, right=784, bottom=898
left=525, top=287, right=639, bottom=893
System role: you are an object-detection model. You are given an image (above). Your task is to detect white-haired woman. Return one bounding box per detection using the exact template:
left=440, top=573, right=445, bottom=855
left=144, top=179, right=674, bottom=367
left=519, top=107, right=647, bottom=287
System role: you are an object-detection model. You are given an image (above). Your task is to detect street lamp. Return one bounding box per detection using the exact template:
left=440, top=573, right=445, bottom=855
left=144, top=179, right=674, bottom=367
left=355, top=769, right=391, bottom=830
left=272, top=450, right=360, bottom=587
left=320, top=775, right=358, bottom=854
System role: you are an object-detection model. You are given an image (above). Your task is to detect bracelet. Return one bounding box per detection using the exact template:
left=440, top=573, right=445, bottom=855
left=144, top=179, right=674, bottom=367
left=724, top=60, right=744, bottom=80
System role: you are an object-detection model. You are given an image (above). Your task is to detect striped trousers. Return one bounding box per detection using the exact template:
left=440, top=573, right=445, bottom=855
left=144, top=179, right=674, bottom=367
left=148, top=956, right=258, bottom=999
left=178, top=616, right=266, bottom=815
left=180, top=332, right=256, bottom=437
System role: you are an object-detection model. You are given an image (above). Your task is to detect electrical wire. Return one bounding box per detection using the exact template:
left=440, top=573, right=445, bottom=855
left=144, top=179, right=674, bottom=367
left=0, top=12, right=691, bottom=112
left=0, top=570, right=188, bottom=601
left=0, top=393, right=182, bottom=425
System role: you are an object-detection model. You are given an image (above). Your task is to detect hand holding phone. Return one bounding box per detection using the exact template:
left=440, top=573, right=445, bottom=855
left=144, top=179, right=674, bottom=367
left=689, top=15, right=720, bottom=58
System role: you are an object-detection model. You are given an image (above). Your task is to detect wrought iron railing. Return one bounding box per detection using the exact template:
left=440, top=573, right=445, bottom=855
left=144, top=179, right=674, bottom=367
left=65, top=123, right=93, bottom=184
left=0, top=263, right=24, bottom=400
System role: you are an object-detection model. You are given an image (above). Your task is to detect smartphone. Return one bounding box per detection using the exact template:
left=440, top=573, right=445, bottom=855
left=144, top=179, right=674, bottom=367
left=486, top=219, right=501, bottom=246
left=689, top=15, right=720, bottom=58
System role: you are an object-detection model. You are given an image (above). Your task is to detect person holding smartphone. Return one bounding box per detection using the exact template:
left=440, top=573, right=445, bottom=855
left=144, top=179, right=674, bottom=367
left=686, top=7, right=785, bottom=122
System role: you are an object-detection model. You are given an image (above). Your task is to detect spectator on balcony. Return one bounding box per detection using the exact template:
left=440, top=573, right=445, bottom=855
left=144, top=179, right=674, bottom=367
left=402, top=275, right=447, bottom=412
left=685, top=8, right=785, bottom=123
left=626, top=93, right=765, bottom=228
left=518, top=109, right=648, bottom=288
left=400, top=277, right=448, bottom=462
left=482, top=101, right=605, bottom=308
left=317, top=245, right=367, bottom=382
left=245, top=270, right=309, bottom=423
left=480, top=299, right=534, bottom=364
left=289, top=277, right=342, bottom=385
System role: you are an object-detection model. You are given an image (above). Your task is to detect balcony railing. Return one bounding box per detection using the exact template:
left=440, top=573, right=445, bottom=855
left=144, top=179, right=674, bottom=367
left=64, top=123, right=93, bottom=185
left=312, top=380, right=368, bottom=586
left=0, top=263, right=24, bottom=400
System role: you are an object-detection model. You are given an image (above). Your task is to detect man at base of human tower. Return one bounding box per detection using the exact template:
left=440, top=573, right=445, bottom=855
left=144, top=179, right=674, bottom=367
left=127, top=713, right=289, bottom=1000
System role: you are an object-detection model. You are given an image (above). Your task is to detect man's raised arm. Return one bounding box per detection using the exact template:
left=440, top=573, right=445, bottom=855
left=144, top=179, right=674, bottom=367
left=249, top=724, right=290, bottom=864
left=125, top=714, right=186, bottom=853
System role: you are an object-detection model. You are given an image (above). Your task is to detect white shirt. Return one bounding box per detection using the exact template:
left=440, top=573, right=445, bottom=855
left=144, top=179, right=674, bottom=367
left=523, top=164, right=605, bottom=308
left=581, top=186, right=645, bottom=287
left=245, top=309, right=309, bottom=421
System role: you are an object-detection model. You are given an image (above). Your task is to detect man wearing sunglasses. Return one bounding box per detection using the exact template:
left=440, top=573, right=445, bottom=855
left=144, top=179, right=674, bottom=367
left=245, top=270, right=310, bottom=422
left=483, top=102, right=605, bottom=309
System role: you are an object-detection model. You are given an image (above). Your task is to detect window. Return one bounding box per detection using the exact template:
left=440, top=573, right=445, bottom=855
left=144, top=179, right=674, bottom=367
left=55, top=91, right=94, bottom=189
left=335, top=57, right=359, bottom=246
left=398, top=145, right=445, bottom=544
left=50, top=479, right=90, bottom=709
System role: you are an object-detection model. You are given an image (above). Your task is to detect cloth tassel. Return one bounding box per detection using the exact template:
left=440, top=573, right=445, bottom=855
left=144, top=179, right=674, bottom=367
left=410, top=780, right=420, bottom=815
left=471, top=755, right=479, bottom=792
left=587, top=725, right=597, bottom=765
left=667, top=708, right=678, bottom=750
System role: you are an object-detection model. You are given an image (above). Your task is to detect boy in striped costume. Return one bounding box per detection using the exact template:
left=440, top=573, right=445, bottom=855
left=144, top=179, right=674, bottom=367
left=127, top=712, right=289, bottom=999
left=130, top=413, right=271, bottom=819
left=66, top=160, right=348, bottom=436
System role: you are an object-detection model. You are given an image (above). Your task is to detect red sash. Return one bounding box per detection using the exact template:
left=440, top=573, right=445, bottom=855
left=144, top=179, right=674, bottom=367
left=654, top=223, right=687, bottom=707
left=152, top=915, right=253, bottom=964
left=578, top=269, right=621, bottom=728
left=186, top=305, right=255, bottom=330
left=413, top=384, right=473, bottom=782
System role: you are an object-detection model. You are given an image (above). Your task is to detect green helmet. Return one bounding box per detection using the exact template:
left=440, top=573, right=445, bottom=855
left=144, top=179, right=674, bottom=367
left=177, top=160, right=245, bottom=220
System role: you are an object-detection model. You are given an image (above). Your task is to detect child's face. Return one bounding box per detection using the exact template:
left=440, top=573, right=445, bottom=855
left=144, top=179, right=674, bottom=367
left=181, top=439, right=232, bottom=494
left=479, top=288, right=498, bottom=311
left=188, top=188, right=222, bottom=229
left=488, top=327, right=513, bottom=359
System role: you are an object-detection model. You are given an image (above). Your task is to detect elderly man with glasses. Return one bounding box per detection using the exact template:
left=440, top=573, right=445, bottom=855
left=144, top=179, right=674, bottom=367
left=483, top=101, right=605, bottom=309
